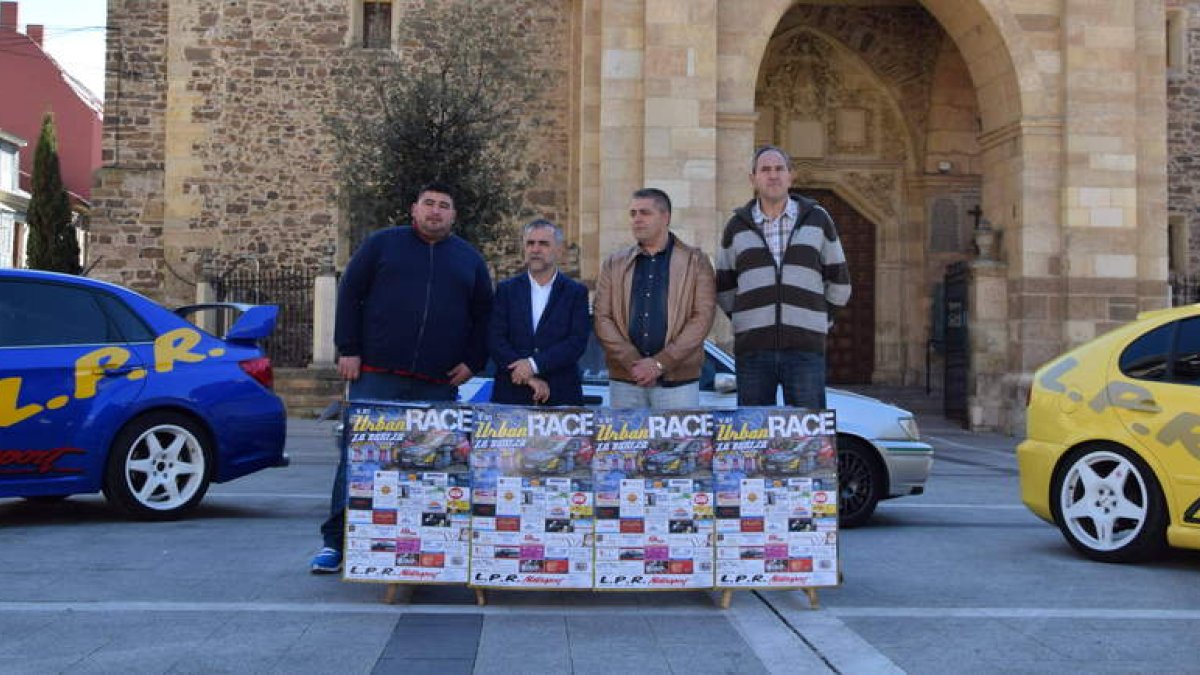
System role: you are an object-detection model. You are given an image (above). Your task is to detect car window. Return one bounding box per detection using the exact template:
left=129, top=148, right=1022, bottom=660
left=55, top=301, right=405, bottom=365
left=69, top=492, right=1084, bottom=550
left=482, top=332, right=725, bottom=388
left=700, top=349, right=732, bottom=391
left=0, top=280, right=129, bottom=347
left=481, top=333, right=609, bottom=384
left=580, top=333, right=608, bottom=385
left=1172, top=317, right=1200, bottom=385
left=1119, top=322, right=1173, bottom=381
left=96, top=294, right=156, bottom=342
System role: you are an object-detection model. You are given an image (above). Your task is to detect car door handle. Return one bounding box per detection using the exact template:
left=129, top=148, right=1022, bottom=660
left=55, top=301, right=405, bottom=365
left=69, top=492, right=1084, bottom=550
left=102, top=366, right=137, bottom=377
left=1130, top=398, right=1161, bottom=413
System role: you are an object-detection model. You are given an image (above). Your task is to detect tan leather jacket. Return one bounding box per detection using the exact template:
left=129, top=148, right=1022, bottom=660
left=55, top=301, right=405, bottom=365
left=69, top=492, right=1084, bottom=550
left=593, top=234, right=716, bottom=384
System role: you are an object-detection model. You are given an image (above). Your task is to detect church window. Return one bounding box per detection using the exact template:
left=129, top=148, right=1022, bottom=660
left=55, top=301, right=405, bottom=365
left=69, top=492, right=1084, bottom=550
left=362, top=0, right=392, bottom=49
left=1167, top=9, right=1189, bottom=77
left=1168, top=214, right=1189, bottom=275
left=929, top=198, right=961, bottom=253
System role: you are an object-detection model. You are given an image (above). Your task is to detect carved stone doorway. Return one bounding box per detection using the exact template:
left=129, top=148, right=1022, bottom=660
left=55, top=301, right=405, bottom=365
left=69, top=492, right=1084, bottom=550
left=800, top=188, right=876, bottom=385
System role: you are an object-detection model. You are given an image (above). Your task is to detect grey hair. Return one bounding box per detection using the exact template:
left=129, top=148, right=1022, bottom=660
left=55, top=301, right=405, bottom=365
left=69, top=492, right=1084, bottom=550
left=631, top=187, right=672, bottom=216
left=522, top=218, right=564, bottom=244
left=751, top=144, right=793, bottom=172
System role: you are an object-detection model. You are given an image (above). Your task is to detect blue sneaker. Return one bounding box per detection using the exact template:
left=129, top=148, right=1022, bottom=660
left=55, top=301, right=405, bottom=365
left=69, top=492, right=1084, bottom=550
left=310, top=547, right=342, bottom=574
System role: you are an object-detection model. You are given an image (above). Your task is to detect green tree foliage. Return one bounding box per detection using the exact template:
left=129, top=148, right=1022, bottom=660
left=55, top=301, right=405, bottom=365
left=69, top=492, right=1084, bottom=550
left=329, top=0, right=549, bottom=250
left=25, top=112, right=80, bottom=274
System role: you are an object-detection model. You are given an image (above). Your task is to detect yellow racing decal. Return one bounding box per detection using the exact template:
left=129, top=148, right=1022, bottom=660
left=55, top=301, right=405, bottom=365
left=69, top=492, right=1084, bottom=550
left=0, top=328, right=212, bottom=429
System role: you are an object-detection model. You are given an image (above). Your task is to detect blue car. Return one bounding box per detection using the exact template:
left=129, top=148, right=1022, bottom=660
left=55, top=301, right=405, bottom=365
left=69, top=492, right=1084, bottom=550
left=0, top=270, right=287, bottom=518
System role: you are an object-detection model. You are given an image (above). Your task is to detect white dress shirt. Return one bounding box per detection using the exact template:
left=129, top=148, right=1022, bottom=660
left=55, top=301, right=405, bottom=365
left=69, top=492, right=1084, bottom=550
left=528, top=270, right=557, bottom=373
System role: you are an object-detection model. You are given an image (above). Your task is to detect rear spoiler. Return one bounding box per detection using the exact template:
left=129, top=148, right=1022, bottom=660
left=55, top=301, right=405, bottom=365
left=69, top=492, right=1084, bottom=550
left=173, top=303, right=279, bottom=344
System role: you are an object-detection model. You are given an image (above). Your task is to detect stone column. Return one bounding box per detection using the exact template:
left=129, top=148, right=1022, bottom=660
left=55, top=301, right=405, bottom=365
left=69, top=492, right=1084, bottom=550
left=711, top=111, right=758, bottom=347
left=641, top=0, right=718, bottom=253
left=597, top=0, right=645, bottom=258
left=576, top=0, right=603, bottom=283
left=311, top=246, right=337, bottom=368
left=1061, top=0, right=1146, bottom=343
left=311, top=274, right=338, bottom=368
left=716, top=113, right=756, bottom=217
left=968, top=259, right=1009, bottom=430
left=1135, top=0, right=1169, bottom=308
left=193, top=262, right=218, bottom=336
left=593, top=1, right=721, bottom=259
left=161, top=0, right=213, bottom=306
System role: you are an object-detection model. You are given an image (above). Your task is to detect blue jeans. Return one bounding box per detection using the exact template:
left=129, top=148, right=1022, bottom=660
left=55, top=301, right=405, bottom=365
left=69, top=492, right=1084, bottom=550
left=735, top=350, right=827, bottom=409
left=320, top=372, right=457, bottom=550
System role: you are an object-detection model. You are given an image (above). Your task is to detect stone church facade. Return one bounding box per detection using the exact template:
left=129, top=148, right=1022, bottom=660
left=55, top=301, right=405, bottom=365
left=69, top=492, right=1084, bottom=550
left=91, top=1, right=1184, bottom=432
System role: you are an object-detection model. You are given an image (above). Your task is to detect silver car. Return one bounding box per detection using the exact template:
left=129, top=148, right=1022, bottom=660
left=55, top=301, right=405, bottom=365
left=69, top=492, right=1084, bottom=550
left=462, top=338, right=933, bottom=527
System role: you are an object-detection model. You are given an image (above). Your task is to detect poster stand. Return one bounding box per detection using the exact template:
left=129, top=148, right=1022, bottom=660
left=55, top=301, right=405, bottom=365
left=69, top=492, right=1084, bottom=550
left=382, top=583, right=410, bottom=605
left=346, top=403, right=838, bottom=612
left=381, top=583, right=489, bottom=606
left=716, top=587, right=821, bottom=610
left=378, top=583, right=823, bottom=610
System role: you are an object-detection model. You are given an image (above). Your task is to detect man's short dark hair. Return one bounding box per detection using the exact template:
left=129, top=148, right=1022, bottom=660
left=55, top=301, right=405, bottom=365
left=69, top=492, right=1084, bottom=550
left=416, top=181, right=457, bottom=208
left=751, top=145, right=793, bottom=173
left=632, top=187, right=671, bottom=216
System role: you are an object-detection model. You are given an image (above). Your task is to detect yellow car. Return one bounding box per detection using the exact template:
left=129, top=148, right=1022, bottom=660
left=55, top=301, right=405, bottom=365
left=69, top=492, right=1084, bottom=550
left=1018, top=303, right=1200, bottom=562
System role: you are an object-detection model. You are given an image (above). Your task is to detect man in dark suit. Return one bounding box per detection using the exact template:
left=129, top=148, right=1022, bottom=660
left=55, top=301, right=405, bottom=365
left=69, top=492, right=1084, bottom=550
left=489, top=219, right=590, bottom=405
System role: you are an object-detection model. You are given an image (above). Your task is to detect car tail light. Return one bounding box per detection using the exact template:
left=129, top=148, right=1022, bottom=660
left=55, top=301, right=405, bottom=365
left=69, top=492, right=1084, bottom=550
left=240, top=357, right=274, bottom=390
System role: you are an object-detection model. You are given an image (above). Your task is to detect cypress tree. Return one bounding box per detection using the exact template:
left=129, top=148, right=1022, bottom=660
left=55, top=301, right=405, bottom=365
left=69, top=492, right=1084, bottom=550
left=25, top=112, right=80, bottom=274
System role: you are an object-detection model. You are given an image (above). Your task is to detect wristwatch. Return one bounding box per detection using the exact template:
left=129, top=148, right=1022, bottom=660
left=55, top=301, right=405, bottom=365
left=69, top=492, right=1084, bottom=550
left=653, top=359, right=664, bottom=373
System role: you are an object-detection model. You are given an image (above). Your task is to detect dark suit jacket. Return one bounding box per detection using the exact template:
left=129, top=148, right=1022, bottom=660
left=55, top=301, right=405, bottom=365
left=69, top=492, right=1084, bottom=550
left=488, top=272, right=591, bottom=406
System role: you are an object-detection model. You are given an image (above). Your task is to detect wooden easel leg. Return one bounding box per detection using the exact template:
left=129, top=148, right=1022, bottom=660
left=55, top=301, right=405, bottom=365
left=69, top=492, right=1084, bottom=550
left=475, top=588, right=488, bottom=606
left=719, top=589, right=734, bottom=609
left=383, top=584, right=414, bottom=605
left=803, top=587, right=820, bottom=610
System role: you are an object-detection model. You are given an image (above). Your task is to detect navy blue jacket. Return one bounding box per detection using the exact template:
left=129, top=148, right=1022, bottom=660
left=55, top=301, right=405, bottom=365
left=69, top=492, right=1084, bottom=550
left=335, top=227, right=492, bottom=381
left=488, top=272, right=590, bottom=405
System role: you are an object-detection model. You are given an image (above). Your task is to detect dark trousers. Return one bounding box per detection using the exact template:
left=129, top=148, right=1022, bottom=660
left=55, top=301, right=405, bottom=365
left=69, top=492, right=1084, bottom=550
left=735, top=349, right=827, bottom=410
left=320, top=372, right=456, bottom=550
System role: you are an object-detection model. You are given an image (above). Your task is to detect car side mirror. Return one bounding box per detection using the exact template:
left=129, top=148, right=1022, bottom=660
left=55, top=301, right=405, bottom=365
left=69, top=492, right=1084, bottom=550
left=714, top=373, right=737, bottom=394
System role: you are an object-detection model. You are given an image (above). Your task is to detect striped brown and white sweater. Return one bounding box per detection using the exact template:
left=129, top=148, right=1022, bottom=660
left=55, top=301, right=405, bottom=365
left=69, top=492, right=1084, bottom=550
left=715, top=196, right=852, bottom=356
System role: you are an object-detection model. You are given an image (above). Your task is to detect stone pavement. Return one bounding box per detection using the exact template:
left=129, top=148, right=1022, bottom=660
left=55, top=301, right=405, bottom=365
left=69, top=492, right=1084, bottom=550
left=0, top=396, right=1001, bottom=675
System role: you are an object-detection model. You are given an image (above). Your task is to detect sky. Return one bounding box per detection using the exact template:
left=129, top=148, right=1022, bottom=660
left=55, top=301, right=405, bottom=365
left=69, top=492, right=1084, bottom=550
left=19, top=0, right=107, bottom=100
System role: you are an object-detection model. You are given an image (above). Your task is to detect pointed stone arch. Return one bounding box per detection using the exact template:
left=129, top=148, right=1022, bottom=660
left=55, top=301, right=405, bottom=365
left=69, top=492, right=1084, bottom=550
left=717, top=0, right=1042, bottom=129
left=744, top=11, right=971, bottom=386
left=715, top=0, right=1052, bottom=418
left=755, top=25, right=921, bottom=175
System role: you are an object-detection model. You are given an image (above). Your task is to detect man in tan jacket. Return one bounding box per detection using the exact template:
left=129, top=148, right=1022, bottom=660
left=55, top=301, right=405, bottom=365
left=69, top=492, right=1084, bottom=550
left=594, top=188, right=716, bottom=408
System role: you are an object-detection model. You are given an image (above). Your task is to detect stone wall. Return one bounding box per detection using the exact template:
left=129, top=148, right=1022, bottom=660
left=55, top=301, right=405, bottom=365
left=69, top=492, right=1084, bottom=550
left=91, top=0, right=574, bottom=305
left=89, top=0, right=169, bottom=292
left=1168, top=1, right=1200, bottom=272
left=92, top=0, right=1179, bottom=432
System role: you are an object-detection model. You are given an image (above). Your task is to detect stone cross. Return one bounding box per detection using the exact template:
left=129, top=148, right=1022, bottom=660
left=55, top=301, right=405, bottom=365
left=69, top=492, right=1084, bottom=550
left=967, top=204, right=983, bottom=230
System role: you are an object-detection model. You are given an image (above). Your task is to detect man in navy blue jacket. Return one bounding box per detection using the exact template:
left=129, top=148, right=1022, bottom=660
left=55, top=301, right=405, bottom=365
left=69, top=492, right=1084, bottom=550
left=311, top=182, right=493, bottom=574
left=488, top=219, right=590, bottom=406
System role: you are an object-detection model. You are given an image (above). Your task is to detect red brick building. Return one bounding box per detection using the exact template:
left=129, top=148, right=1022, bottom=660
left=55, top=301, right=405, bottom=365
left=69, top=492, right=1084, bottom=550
left=0, top=1, right=102, bottom=204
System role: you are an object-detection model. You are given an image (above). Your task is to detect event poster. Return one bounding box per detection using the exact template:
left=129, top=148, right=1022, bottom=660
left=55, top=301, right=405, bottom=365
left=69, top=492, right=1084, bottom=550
left=342, top=402, right=473, bottom=583
left=712, top=407, right=840, bottom=589
left=468, top=406, right=595, bottom=589
left=593, top=409, right=716, bottom=590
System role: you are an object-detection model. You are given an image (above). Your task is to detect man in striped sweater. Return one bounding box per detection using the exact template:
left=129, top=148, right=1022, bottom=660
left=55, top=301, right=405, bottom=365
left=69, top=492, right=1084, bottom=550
left=714, top=146, right=851, bottom=409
